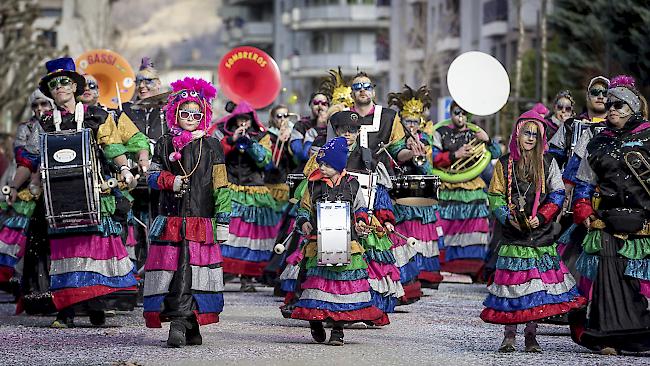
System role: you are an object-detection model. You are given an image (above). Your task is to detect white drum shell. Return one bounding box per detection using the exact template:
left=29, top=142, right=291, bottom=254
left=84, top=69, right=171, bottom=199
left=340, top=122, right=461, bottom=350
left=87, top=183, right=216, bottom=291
left=317, top=201, right=351, bottom=266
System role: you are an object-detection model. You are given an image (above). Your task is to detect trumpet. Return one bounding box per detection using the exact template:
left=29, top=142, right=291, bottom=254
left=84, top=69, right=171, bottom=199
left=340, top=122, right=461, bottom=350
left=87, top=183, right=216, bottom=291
left=403, top=123, right=427, bottom=167
left=449, top=137, right=486, bottom=173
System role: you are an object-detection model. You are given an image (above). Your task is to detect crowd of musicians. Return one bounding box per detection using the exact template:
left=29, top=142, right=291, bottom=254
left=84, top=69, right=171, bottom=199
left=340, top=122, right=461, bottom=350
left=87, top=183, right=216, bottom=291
left=0, top=55, right=649, bottom=355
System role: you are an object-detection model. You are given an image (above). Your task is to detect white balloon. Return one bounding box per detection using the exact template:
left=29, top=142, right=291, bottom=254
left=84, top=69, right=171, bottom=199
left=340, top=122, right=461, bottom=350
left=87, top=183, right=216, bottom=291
left=447, top=51, right=510, bottom=116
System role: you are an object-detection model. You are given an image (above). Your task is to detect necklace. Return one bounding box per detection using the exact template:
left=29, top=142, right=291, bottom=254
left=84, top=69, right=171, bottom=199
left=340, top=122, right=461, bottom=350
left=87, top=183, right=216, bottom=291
left=512, top=170, right=532, bottom=212
left=176, top=138, right=203, bottom=179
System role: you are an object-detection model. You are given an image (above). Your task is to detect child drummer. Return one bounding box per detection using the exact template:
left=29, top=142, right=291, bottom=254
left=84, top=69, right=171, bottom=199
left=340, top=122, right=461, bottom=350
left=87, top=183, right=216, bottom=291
left=291, top=136, right=385, bottom=346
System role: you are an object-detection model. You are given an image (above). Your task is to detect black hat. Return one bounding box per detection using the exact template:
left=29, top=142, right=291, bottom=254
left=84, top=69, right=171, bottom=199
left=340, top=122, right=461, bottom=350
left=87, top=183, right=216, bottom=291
left=38, top=57, right=86, bottom=99
left=329, top=110, right=361, bottom=129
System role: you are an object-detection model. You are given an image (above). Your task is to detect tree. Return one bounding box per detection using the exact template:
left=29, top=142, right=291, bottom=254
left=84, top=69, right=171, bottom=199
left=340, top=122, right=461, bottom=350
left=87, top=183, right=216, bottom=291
left=0, top=0, right=64, bottom=132
left=550, top=0, right=650, bottom=97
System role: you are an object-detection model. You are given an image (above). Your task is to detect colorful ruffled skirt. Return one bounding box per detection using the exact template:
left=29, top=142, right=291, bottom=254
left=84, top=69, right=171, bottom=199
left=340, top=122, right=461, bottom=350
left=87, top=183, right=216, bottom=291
left=291, top=240, right=387, bottom=325
left=363, top=227, right=403, bottom=314
left=394, top=203, right=444, bottom=289
left=481, top=242, right=586, bottom=324
left=144, top=216, right=224, bottom=327
left=48, top=195, right=138, bottom=312
left=221, top=184, right=283, bottom=277
left=439, top=179, right=490, bottom=278
left=388, top=230, right=422, bottom=304
left=570, top=229, right=650, bottom=352
left=0, top=195, right=34, bottom=295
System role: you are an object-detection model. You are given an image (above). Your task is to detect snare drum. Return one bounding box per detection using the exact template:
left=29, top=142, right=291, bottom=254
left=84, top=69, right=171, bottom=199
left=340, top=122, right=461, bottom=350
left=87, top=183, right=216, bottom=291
left=317, top=201, right=351, bottom=266
left=286, top=173, right=306, bottom=199
left=40, top=129, right=101, bottom=229
left=390, top=175, right=441, bottom=206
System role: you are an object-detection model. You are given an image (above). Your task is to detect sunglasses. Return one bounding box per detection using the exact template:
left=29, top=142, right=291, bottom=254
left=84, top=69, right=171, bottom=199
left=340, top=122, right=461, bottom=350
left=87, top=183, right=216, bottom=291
left=312, top=100, right=329, bottom=107
left=178, top=110, right=204, bottom=121
left=351, top=82, right=374, bottom=92
left=555, top=103, right=573, bottom=112
left=31, top=101, right=51, bottom=109
left=336, top=126, right=360, bottom=134
left=452, top=107, right=467, bottom=116
left=136, top=77, right=158, bottom=86
left=47, top=76, right=73, bottom=90
left=522, top=131, right=539, bottom=139
left=589, top=88, right=607, bottom=97
left=605, top=100, right=627, bottom=110
left=275, top=113, right=290, bottom=119
left=86, top=81, right=98, bottom=90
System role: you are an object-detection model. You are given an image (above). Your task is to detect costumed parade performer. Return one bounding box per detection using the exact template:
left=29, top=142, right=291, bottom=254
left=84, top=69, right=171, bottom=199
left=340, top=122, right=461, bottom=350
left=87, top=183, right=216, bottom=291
left=433, top=101, right=501, bottom=280
left=481, top=106, right=586, bottom=353
left=292, top=137, right=386, bottom=346
left=331, top=110, right=403, bottom=316
left=290, top=93, right=330, bottom=172
left=387, top=85, right=444, bottom=291
left=214, top=102, right=282, bottom=292
left=0, top=89, right=51, bottom=301
left=544, top=90, right=575, bottom=143
left=143, top=77, right=228, bottom=347
left=38, top=58, right=139, bottom=328
left=570, top=75, right=650, bottom=355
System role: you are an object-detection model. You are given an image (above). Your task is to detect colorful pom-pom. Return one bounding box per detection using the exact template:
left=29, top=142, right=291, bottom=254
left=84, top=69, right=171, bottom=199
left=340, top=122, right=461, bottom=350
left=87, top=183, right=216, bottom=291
left=169, top=151, right=181, bottom=162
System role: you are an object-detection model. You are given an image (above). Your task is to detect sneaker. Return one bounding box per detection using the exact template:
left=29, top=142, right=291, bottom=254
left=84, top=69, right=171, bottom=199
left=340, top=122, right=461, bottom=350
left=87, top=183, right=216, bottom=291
left=185, top=318, right=202, bottom=346
left=167, top=320, right=187, bottom=348
left=328, top=328, right=344, bottom=346
left=309, top=321, right=326, bottom=343
left=498, top=337, right=515, bottom=353
left=89, top=310, right=106, bottom=326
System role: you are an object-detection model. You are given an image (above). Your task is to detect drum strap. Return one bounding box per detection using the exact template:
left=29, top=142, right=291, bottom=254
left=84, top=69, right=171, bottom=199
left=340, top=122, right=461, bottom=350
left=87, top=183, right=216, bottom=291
left=359, top=105, right=382, bottom=148
left=52, top=102, right=85, bottom=132
left=361, top=147, right=373, bottom=172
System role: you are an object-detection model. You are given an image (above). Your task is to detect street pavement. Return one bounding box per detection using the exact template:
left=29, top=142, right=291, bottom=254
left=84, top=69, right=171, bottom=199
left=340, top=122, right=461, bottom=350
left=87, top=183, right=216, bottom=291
left=0, top=282, right=648, bottom=366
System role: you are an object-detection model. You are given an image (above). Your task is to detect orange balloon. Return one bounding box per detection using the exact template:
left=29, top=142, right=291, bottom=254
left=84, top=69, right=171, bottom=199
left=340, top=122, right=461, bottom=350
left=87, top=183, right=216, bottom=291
left=218, top=46, right=281, bottom=109
left=76, top=49, right=135, bottom=109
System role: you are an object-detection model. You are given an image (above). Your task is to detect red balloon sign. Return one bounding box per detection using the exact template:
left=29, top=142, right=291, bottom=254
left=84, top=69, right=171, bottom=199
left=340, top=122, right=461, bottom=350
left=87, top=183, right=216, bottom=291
left=217, top=46, right=281, bottom=109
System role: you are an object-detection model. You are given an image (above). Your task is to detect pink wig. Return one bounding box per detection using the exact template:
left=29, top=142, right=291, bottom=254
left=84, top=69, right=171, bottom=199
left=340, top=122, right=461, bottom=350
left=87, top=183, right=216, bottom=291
left=163, top=77, right=217, bottom=160
left=609, top=75, right=636, bottom=89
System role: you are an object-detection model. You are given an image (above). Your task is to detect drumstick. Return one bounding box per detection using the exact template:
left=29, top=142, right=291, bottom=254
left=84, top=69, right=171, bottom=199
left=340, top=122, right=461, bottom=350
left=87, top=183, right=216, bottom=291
left=115, top=82, right=123, bottom=111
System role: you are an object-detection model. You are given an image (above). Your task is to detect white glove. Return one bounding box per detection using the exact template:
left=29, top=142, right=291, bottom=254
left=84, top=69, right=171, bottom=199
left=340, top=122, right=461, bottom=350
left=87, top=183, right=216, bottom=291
left=173, top=176, right=184, bottom=192
left=304, top=128, right=318, bottom=143
left=120, top=168, right=134, bottom=185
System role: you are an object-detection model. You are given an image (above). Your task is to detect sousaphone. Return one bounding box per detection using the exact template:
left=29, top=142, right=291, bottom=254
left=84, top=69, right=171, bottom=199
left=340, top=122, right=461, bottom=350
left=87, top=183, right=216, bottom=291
left=76, top=50, right=136, bottom=109
left=431, top=51, right=510, bottom=183
left=217, top=46, right=281, bottom=109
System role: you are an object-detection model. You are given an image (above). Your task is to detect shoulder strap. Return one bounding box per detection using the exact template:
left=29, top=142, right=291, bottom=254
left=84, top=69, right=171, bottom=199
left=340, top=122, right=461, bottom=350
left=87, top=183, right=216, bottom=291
left=361, top=147, right=373, bottom=172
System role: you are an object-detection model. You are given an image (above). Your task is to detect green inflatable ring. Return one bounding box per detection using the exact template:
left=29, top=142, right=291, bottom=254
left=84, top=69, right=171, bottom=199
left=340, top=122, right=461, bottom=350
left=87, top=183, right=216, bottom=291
left=430, top=119, right=492, bottom=183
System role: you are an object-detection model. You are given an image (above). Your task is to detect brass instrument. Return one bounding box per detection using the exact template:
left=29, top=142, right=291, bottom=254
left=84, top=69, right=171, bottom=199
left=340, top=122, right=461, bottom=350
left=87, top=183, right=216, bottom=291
left=625, top=151, right=650, bottom=196
left=448, top=137, right=487, bottom=173
left=403, top=122, right=427, bottom=167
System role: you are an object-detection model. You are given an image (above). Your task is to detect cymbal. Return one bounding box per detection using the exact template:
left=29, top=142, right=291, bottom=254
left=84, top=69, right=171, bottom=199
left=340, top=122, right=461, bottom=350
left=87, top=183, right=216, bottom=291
left=131, top=91, right=171, bottom=110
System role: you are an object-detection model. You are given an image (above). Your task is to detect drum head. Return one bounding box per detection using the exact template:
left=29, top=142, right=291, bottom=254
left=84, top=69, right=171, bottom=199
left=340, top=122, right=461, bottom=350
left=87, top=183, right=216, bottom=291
left=395, top=197, right=438, bottom=207
left=447, top=51, right=510, bottom=116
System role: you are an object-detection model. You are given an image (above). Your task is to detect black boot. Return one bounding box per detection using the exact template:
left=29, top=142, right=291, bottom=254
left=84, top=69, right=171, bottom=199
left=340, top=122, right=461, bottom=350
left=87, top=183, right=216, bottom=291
left=186, top=316, right=203, bottom=346
left=240, top=276, right=256, bottom=292
left=89, top=310, right=106, bottom=326
left=498, top=324, right=516, bottom=352
left=328, top=325, right=344, bottom=346
left=309, top=321, right=326, bottom=343
left=167, top=320, right=188, bottom=348
left=51, top=308, right=75, bottom=329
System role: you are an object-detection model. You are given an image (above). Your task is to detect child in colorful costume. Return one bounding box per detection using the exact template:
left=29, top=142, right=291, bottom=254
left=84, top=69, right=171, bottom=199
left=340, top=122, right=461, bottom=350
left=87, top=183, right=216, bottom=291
left=144, top=77, right=228, bottom=347
left=292, top=137, right=386, bottom=346
left=481, top=106, right=585, bottom=352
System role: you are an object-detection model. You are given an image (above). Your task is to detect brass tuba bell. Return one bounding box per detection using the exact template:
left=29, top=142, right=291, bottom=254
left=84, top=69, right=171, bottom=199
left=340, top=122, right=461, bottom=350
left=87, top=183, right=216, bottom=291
left=448, top=137, right=487, bottom=174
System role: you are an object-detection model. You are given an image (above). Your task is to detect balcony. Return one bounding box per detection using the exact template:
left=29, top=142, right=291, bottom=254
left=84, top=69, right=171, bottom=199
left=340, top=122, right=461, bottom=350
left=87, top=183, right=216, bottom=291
left=226, top=21, right=273, bottom=47
left=289, top=53, right=390, bottom=78
left=404, top=48, right=424, bottom=62
left=481, top=0, right=508, bottom=37
left=291, top=5, right=391, bottom=31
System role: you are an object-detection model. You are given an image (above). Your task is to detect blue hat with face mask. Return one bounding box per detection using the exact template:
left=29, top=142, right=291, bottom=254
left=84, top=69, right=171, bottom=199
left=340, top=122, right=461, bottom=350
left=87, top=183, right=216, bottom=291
left=316, top=136, right=349, bottom=172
